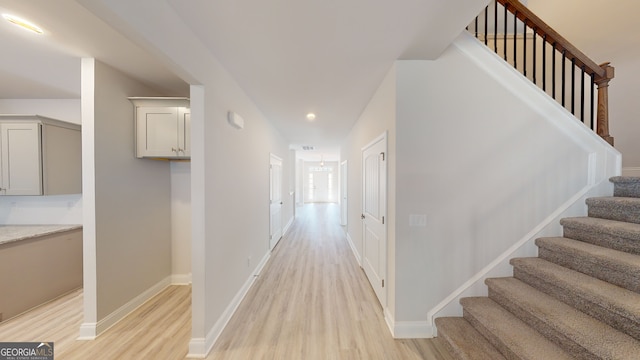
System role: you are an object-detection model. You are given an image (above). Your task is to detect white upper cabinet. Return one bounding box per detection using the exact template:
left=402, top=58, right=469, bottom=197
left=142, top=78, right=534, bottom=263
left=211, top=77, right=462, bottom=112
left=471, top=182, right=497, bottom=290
left=129, top=97, right=190, bottom=159
left=0, top=115, right=82, bottom=196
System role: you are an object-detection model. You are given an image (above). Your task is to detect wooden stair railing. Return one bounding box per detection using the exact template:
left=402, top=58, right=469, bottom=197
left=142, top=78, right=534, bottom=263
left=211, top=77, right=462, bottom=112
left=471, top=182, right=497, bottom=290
left=469, top=0, right=614, bottom=145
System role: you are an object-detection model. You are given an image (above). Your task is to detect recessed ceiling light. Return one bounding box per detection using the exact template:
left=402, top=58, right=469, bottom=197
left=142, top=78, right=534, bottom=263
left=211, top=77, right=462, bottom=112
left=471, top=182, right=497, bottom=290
left=306, top=113, right=316, bottom=121
left=2, top=14, right=44, bottom=34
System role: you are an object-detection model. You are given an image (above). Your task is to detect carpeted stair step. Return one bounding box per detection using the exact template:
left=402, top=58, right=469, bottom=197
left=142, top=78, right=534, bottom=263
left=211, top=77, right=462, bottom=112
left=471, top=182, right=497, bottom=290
left=435, top=317, right=506, bottom=360
left=460, top=297, right=573, bottom=360
left=586, top=197, right=640, bottom=224
left=560, top=217, right=640, bottom=255
left=611, top=176, right=640, bottom=198
left=536, top=237, right=640, bottom=293
left=486, top=277, right=640, bottom=360
left=510, top=257, right=640, bottom=340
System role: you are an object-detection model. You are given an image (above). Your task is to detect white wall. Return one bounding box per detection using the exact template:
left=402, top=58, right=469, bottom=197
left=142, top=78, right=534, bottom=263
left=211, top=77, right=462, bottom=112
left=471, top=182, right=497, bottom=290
left=0, top=99, right=82, bottom=225
left=342, top=32, right=620, bottom=338
left=404, top=33, right=618, bottom=334
left=198, top=66, right=292, bottom=354
left=0, top=99, right=81, bottom=124
left=81, top=58, right=174, bottom=336
left=80, top=2, right=294, bottom=355
left=340, top=63, right=397, bottom=329
left=171, top=161, right=191, bottom=282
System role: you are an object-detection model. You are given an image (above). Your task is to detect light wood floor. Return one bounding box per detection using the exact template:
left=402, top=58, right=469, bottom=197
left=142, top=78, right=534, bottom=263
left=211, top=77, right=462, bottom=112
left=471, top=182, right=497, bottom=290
left=0, top=203, right=452, bottom=360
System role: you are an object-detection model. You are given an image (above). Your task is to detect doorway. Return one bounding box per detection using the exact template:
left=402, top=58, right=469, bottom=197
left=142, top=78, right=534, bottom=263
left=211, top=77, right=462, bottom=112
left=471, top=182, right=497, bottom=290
left=304, top=162, right=337, bottom=203
left=270, top=154, right=284, bottom=250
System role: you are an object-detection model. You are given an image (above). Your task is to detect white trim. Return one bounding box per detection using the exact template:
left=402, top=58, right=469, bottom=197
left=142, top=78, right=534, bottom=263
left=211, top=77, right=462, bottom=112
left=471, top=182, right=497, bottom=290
left=78, top=276, right=172, bottom=340
left=384, top=307, right=394, bottom=336
left=384, top=308, right=433, bottom=339
left=172, top=273, right=192, bottom=285
left=426, top=181, right=595, bottom=333
left=283, top=216, right=294, bottom=236
left=361, top=131, right=387, bottom=152
left=78, top=323, right=97, bottom=340
left=361, top=131, right=388, bottom=309
left=622, top=167, right=640, bottom=177
left=346, top=232, right=361, bottom=266
left=187, top=251, right=271, bottom=358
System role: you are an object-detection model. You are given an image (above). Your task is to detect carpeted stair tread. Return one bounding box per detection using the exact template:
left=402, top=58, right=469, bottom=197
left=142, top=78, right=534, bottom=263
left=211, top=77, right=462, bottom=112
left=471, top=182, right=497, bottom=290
left=560, top=216, right=640, bottom=254
left=486, top=277, right=640, bottom=360
left=535, top=237, right=640, bottom=292
left=460, top=297, right=574, bottom=360
left=511, top=257, right=640, bottom=340
left=611, top=176, right=640, bottom=198
left=586, top=197, right=640, bottom=224
left=435, top=317, right=506, bottom=360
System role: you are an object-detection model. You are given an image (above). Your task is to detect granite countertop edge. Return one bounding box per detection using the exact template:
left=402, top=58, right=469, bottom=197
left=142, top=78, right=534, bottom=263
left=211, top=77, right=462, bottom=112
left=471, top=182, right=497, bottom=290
left=0, top=225, right=83, bottom=246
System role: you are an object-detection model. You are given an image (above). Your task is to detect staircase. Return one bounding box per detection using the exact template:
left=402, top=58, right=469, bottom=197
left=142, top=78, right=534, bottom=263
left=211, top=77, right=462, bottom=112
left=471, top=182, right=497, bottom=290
left=435, top=176, right=640, bottom=359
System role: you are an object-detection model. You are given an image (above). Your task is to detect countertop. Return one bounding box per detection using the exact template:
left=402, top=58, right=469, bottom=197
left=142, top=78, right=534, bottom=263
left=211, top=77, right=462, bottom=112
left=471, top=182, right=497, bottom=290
left=0, top=225, right=82, bottom=246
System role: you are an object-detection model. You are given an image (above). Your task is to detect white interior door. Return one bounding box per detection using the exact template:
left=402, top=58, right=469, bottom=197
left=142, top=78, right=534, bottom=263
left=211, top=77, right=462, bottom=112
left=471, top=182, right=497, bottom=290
left=270, top=154, right=283, bottom=250
left=340, top=161, right=348, bottom=226
left=362, top=133, right=387, bottom=307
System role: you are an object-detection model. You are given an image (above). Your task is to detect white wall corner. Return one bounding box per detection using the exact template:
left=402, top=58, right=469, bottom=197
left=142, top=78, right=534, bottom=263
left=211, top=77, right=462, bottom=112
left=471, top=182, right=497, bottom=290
left=187, top=338, right=207, bottom=359
left=190, top=251, right=271, bottom=358
left=346, top=233, right=361, bottom=266
left=77, top=323, right=97, bottom=340
left=172, top=273, right=193, bottom=285
left=95, top=276, right=172, bottom=336
left=384, top=308, right=433, bottom=339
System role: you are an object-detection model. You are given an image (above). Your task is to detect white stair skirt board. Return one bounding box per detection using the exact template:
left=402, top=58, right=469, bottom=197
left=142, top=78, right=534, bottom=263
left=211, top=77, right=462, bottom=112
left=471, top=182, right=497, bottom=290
left=384, top=308, right=433, bottom=339
left=426, top=181, right=596, bottom=334
left=187, top=251, right=271, bottom=358
left=78, top=276, right=172, bottom=340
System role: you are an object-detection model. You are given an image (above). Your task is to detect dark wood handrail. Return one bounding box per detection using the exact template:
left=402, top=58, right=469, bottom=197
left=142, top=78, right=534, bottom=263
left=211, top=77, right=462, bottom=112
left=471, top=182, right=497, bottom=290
left=498, top=0, right=603, bottom=78
left=494, top=0, right=615, bottom=145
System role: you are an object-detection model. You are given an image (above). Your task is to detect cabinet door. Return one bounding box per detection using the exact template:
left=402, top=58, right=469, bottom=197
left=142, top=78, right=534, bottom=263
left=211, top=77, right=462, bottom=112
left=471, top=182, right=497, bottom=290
left=0, top=123, right=42, bottom=195
left=136, top=107, right=179, bottom=158
left=178, top=108, right=190, bottom=158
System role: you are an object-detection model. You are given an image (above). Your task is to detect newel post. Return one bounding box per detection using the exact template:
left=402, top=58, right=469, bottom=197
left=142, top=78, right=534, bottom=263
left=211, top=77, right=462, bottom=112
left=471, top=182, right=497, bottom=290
left=595, top=62, right=615, bottom=146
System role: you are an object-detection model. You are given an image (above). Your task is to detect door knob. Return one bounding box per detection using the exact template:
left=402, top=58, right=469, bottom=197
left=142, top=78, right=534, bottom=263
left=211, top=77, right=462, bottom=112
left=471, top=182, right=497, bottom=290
left=361, top=214, right=365, bottom=219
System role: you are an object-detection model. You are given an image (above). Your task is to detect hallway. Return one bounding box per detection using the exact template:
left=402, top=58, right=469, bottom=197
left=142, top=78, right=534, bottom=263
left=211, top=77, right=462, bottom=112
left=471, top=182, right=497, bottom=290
left=0, top=203, right=451, bottom=359
left=207, top=203, right=451, bottom=359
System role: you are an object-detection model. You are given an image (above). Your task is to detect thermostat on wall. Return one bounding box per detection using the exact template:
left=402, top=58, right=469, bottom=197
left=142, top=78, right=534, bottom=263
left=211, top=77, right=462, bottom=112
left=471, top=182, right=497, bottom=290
left=227, top=111, right=245, bottom=129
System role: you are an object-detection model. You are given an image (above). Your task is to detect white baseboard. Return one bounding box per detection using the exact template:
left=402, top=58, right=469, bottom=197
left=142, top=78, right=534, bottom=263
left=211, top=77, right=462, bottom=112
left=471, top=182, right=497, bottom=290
left=384, top=308, right=433, bottom=339
left=77, top=323, right=97, bottom=340
left=622, top=167, right=640, bottom=177
left=283, top=216, right=294, bottom=236
left=172, top=273, right=192, bottom=285
left=78, top=276, right=172, bottom=340
left=346, top=232, right=361, bottom=266
left=187, top=251, right=271, bottom=358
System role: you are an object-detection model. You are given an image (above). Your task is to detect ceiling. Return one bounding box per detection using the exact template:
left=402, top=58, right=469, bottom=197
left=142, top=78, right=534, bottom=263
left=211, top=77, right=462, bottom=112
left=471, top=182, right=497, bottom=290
left=0, top=0, right=488, bottom=161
